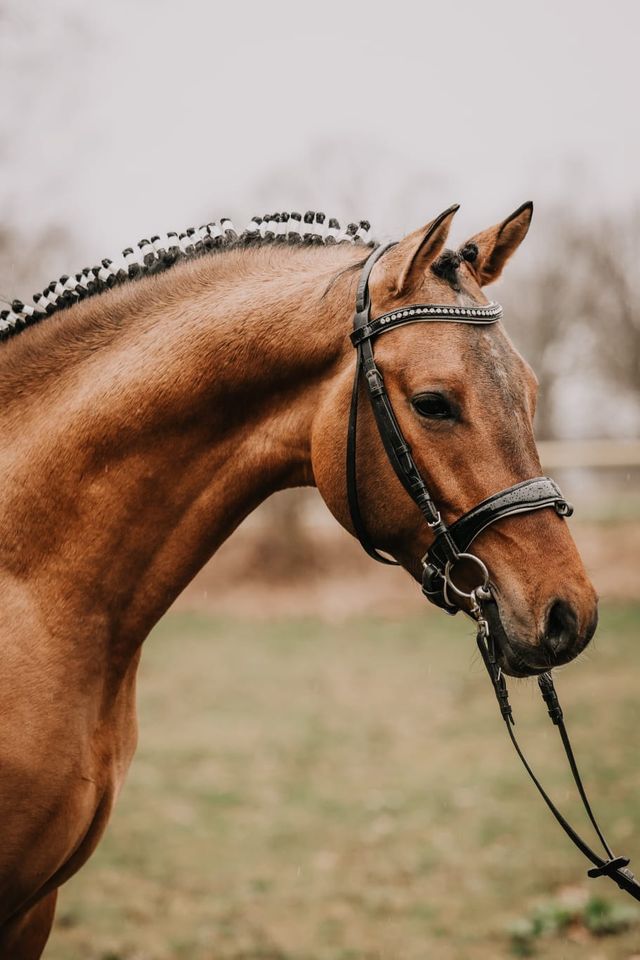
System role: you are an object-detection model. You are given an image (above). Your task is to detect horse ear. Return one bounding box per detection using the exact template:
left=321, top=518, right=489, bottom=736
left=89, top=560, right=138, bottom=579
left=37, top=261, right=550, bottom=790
left=464, top=202, right=533, bottom=286
left=382, top=204, right=460, bottom=296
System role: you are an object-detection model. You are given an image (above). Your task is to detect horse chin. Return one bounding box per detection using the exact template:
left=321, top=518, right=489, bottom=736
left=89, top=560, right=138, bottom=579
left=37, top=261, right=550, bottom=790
left=483, top=600, right=549, bottom=679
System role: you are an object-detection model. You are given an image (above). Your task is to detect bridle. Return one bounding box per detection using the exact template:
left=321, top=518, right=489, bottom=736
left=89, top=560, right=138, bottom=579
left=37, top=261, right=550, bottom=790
left=346, top=240, right=640, bottom=901
left=347, top=241, right=572, bottom=609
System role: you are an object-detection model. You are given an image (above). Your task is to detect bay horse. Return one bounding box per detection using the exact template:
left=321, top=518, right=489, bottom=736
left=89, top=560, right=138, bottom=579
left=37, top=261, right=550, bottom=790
left=0, top=204, right=597, bottom=957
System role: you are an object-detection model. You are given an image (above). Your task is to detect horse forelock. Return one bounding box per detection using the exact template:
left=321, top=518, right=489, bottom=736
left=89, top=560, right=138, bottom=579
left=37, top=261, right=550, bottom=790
left=431, top=243, right=479, bottom=291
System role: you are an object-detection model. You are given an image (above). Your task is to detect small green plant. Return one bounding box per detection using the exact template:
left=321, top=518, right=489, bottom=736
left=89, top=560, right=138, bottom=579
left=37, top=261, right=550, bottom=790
left=583, top=894, right=640, bottom=935
left=507, top=894, right=640, bottom=955
left=507, top=918, right=537, bottom=957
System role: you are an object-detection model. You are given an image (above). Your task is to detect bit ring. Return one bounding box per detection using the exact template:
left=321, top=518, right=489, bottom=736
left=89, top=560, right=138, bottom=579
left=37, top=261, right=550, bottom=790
left=443, top=552, right=490, bottom=605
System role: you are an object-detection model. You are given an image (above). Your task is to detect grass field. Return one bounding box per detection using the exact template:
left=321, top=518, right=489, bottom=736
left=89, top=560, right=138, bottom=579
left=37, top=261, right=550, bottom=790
left=47, top=604, right=640, bottom=960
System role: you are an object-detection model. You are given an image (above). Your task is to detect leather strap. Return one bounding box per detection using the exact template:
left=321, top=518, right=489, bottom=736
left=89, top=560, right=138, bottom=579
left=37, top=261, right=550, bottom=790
left=346, top=242, right=400, bottom=564
left=346, top=345, right=398, bottom=564
left=350, top=300, right=502, bottom=346
left=422, top=477, right=573, bottom=607
left=347, top=242, right=459, bottom=566
left=355, top=240, right=395, bottom=316
left=478, top=633, right=640, bottom=901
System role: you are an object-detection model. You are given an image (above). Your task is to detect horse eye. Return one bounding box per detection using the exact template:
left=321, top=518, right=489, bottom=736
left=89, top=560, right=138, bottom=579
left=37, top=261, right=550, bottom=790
left=412, top=392, right=454, bottom=420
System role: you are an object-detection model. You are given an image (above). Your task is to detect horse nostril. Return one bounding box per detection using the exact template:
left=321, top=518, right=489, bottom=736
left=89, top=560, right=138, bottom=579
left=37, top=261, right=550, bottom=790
left=545, top=599, right=579, bottom=659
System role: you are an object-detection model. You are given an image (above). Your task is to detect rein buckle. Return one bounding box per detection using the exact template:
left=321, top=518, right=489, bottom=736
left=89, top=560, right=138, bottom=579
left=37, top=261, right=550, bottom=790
left=588, top=857, right=632, bottom=880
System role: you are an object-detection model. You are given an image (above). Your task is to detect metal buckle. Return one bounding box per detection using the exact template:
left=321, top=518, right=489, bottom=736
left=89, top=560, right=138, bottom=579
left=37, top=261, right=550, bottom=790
left=426, top=510, right=442, bottom=529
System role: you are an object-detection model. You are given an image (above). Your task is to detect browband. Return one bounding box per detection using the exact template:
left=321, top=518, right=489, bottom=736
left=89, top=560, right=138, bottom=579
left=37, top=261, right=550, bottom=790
left=351, top=301, right=502, bottom=346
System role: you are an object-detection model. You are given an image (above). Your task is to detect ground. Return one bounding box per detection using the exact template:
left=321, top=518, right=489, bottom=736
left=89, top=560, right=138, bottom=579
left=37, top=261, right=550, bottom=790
left=46, top=601, right=640, bottom=960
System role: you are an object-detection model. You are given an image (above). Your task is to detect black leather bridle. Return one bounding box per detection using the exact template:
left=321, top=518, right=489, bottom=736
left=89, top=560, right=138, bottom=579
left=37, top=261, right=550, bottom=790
left=347, top=241, right=573, bottom=610
left=346, top=240, right=640, bottom=901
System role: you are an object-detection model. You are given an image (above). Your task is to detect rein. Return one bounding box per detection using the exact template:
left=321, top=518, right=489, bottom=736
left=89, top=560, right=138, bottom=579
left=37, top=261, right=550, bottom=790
left=347, top=241, right=640, bottom=901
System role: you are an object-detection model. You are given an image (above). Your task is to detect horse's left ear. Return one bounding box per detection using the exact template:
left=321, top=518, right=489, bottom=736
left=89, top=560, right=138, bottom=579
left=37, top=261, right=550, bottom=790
left=464, top=202, right=533, bottom=286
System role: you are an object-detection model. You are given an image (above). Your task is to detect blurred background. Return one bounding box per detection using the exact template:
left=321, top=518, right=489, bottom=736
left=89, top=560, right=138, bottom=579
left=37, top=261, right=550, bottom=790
left=2, top=1, right=639, bottom=957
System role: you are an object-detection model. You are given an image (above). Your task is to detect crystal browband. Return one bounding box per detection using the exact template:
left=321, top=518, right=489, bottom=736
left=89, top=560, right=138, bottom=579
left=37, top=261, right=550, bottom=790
left=350, top=301, right=503, bottom=346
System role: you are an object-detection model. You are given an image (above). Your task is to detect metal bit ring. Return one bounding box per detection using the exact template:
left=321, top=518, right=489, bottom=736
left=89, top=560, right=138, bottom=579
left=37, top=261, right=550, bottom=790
left=443, top=552, right=490, bottom=607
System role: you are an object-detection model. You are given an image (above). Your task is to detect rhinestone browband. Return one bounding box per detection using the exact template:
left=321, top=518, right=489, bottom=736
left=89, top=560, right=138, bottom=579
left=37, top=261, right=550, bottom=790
left=350, top=301, right=503, bottom=346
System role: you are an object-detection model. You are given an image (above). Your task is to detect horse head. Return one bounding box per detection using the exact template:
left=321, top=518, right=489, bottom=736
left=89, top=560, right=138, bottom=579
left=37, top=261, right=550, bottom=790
left=313, top=203, right=598, bottom=678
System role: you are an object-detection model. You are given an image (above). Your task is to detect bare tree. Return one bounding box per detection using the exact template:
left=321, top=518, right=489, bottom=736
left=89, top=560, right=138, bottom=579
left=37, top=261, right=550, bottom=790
left=502, top=208, right=640, bottom=439
left=502, top=257, right=572, bottom=440
left=570, top=212, right=640, bottom=397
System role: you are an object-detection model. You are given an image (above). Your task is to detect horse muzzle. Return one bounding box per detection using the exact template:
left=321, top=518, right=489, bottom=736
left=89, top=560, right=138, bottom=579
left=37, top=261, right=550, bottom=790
left=483, top=595, right=598, bottom=678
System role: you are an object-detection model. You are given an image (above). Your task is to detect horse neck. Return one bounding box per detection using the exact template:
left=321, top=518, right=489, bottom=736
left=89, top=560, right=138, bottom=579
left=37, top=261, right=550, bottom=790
left=0, top=244, right=360, bottom=661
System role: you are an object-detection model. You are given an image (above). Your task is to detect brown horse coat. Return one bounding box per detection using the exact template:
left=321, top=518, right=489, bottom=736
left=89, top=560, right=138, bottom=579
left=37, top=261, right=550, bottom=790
left=0, top=205, right=597, bottom=956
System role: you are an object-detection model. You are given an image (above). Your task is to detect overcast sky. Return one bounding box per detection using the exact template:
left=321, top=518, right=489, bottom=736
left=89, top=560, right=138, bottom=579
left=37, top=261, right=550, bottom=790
left=2, top=0, right=639, bottom=267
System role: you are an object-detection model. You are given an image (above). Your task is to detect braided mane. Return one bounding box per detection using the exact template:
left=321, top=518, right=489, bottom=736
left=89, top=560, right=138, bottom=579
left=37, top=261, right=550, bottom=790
left=0, top=212, right=374, bottom=343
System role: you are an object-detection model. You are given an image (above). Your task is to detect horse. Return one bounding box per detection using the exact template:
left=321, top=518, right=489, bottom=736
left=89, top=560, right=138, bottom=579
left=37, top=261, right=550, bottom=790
left=0, top=204, right=597, bottom=957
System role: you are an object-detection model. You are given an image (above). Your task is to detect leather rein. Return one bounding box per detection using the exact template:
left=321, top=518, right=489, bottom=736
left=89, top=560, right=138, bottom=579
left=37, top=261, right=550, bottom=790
left=346, top=241, right=640, bottom=901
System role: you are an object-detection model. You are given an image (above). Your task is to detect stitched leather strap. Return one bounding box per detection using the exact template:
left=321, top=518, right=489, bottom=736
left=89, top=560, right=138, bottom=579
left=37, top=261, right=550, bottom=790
left=350, top=301, right=502, bottom=346
left=428, top=477, right=572, bottom=570
left=346, top=242, right=400, bottom=564
left=354, top=240, right=395, bottom=316
left=422, top=477, right=572, bottom=608
left=347, top=242, right=458, bottom=566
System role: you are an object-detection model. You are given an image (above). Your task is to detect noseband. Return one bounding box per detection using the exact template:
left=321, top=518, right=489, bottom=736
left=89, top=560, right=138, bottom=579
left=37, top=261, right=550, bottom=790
left=346, top=241, right=640, bottom=902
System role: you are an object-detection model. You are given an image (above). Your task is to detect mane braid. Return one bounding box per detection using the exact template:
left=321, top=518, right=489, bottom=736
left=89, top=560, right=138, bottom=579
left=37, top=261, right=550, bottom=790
left=0, top=211, right=375, bottom=343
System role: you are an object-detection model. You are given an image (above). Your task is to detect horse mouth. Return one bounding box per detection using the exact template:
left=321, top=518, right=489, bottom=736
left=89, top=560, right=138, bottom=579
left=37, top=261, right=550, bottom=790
left=497, top=644, right=548, bottom=679
left=483, top=600, right=551, bottom=679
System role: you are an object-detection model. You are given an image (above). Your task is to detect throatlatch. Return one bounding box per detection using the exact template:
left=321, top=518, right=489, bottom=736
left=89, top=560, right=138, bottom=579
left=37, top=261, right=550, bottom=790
left=346, top=240, right=640, bottom=902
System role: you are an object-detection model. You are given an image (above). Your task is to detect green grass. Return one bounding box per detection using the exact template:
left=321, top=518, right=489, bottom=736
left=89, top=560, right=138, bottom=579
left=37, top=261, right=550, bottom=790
left=47, top=604, right=640, bottom=959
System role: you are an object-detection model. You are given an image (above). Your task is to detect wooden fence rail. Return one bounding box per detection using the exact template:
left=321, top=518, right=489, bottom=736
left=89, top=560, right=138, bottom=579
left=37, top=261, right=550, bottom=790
left=538, top=439, right=640, bottom=469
